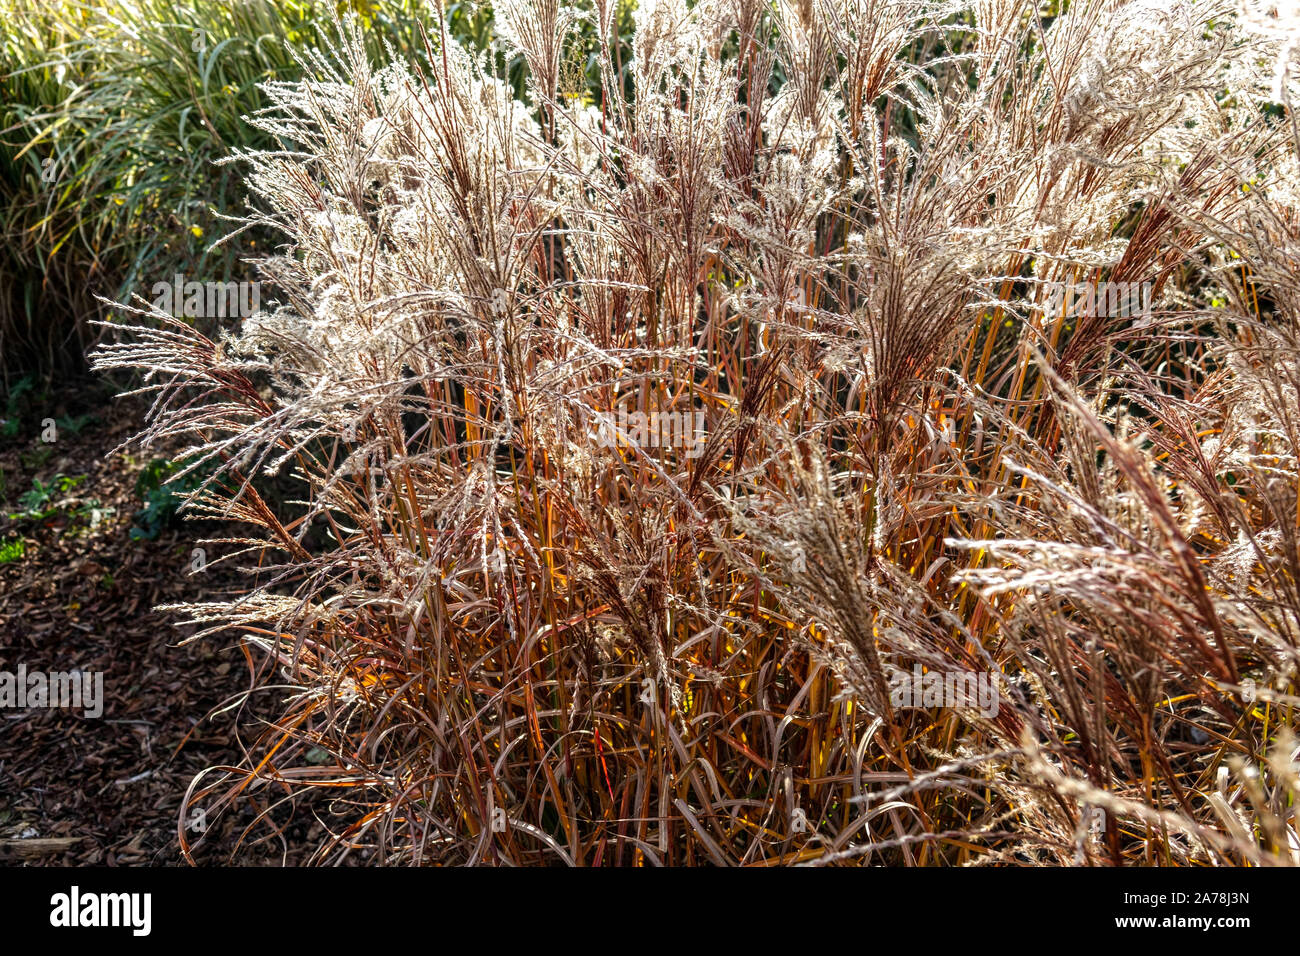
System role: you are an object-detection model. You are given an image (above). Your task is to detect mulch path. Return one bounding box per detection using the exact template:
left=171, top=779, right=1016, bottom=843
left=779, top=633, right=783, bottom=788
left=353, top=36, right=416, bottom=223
left=0, top=381, right=316, bottom=865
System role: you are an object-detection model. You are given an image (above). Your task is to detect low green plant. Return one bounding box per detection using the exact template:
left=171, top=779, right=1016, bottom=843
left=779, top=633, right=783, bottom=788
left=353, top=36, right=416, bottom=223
left=0, top=538, right=25, bottom=564
left=0, top=376, right=37, bottom=439
left=53, top=412, right=95, bottom=436
left=131, top=456, right=209, bottom=540
left=7, top=473, right=103, bottom=531
left=12, top=473, right=74, bottom=517
left=19, top=445, right=52, bottom=471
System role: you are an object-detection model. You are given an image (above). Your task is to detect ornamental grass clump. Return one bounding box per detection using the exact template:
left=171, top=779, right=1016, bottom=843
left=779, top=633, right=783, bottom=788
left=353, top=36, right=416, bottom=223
left=95, top=0, right=1300, bottom=865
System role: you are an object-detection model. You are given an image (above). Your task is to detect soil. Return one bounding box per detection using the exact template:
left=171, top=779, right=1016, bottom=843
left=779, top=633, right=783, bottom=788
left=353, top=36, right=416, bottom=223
left=0, top=380, right=313, bottom=865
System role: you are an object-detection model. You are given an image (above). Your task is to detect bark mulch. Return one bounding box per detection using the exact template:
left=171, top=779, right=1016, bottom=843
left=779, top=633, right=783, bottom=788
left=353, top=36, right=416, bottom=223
left=0, top=382, right=317, bottom=865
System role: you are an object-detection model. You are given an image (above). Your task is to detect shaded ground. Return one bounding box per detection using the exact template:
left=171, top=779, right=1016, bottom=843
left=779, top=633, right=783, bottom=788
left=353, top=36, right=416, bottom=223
left=0, top=381, right=314, bottom=865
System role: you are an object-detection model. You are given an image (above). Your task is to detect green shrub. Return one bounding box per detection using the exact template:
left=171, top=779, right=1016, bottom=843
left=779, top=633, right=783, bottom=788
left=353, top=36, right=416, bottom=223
left=131, top=456, right=208, bottom=540
left=1, top=0, right=453, bottom=385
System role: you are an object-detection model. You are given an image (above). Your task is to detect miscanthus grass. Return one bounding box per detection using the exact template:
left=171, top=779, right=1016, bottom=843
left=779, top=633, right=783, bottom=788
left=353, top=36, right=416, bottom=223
left=95, top=0, right=1300, bottom=865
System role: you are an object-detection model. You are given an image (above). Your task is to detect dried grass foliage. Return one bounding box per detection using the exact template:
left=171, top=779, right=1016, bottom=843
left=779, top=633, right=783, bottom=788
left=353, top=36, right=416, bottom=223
left=94, top=0, right=1300, bottom=864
